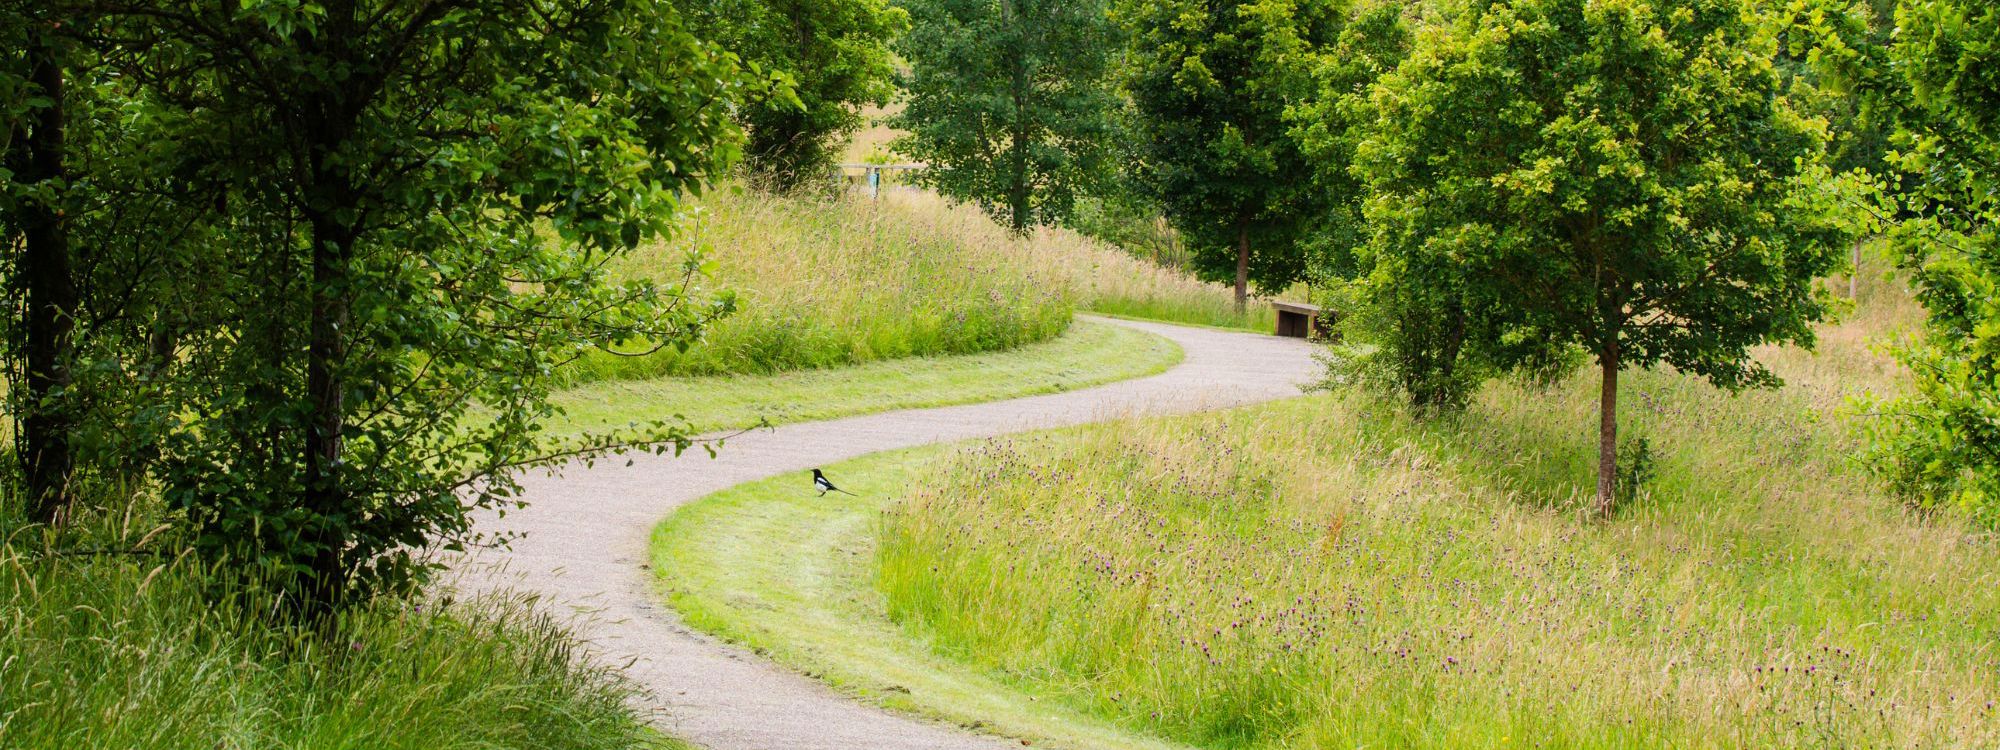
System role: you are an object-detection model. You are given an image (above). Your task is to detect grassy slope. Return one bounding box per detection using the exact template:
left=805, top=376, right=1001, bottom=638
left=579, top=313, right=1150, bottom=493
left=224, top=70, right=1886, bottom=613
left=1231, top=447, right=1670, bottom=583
left=570, top=185, right=1076, bottom=383
left=875, top=275, right=2000, bottom=749
left=543, top=317, right=1180, bottom=439
left=656, top=273, right=2000, bottom=749
left=565, top=183, right=1262, bottom=387
left=867, top=192, right=1279, bottom=334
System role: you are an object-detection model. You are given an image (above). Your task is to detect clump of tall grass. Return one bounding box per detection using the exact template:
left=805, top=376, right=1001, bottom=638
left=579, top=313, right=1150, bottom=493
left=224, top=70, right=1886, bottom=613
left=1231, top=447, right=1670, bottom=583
left=566, top=186, right=1076, bottom=383
left=873, top=191, right=1278, bottom=331
left=564, top=186, right=1267, bottom=385
left=0, top=544, right=656, bottom=749
left=875, top=276, right=1999, bottom=748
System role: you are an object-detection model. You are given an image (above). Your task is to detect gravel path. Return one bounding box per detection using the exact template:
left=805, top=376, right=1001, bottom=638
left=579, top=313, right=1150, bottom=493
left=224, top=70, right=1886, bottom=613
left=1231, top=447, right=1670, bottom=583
left=461, top=316, right=1318, bottom=749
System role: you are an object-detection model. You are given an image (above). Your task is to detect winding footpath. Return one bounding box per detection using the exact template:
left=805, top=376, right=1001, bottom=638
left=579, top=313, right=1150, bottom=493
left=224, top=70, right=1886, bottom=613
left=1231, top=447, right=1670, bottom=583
left=461, top=316, right=1318, bottom=749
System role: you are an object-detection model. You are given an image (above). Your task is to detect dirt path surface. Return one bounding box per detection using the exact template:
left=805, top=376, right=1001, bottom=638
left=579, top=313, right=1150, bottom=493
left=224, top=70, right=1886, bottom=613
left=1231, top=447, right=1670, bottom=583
left=461, top=316, right=1318, bottom=749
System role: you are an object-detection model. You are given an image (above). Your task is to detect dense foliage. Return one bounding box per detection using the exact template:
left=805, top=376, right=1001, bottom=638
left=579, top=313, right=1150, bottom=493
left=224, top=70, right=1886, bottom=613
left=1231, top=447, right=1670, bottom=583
left=680, top=0, right=908, bottom=191
left=1115, top=0, right=1343, bottom=308
left=1798, top=0, right=2000, bottom=524
left=1288, top=0, right=1414, bottom=281
left=1348, top=0, right=1847, bottom=513
left=891, top=0, right=1120, bottom=232
left=2, top=1, right=750, bottom=613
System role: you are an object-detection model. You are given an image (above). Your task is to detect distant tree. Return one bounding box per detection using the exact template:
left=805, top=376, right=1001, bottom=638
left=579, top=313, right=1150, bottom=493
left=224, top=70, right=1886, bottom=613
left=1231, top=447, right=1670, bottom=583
left=680, top=0, right=907, bottom=191
left=891, top=0, right=1119, bottom=233
left=1799, top=0, right=2000, bottom=525
left=1116, top=0, right=1344, bottom=311
left=1290, top=0, right=1414, bottom=281
left=113, top=1, right=749, bottom=614
left=1355, top=0, right=1847, bottom=516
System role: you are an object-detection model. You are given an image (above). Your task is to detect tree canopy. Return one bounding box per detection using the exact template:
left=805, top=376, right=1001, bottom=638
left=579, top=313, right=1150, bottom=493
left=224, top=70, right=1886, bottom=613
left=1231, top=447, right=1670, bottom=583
left=680, top=0, right=907, bottom=191
left=3, top=0, right=753, bottom=614
left=1798, top=0, right=2000, bottom=525
left=1116, top=0, right=1344, bottom=309
left=890, top=0, right=1119, bottom=233
left=1352, top=0, right=1848, bottom=514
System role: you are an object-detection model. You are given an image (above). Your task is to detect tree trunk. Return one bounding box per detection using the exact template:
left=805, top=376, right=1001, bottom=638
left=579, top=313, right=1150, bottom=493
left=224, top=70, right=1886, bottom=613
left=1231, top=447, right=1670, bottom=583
left=16, top=39, right=78, bottom=526
left=1233, top=224, right=1250, bottom=314
left=1007, top=17, right=1031, bottom=235
left=1596, top=343, right=1620, bottom=518
left=1849, top=237, right=1861, bottom=299
left=302, top=208, right=354, bottom=612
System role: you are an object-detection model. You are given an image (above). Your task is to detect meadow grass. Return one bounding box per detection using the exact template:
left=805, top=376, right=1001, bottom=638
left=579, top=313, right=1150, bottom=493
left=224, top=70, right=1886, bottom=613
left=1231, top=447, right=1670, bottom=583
left=564, top=186, right=1265, bottom=387
left=0, top=544, right=665, bottom=749
left=543, top=317, right=1180, bottom=439
left=566, top=184, right=1077, bottom=383
left=868, top=191, right=1279, bottom=332
left=870, top=273, right=2000, bottom=749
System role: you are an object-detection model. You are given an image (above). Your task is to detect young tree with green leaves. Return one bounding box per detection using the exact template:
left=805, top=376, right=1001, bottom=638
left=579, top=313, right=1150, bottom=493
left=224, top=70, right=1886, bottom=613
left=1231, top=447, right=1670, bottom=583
left=1798, top=0, right=2000, bottom=525
left=680, top=0, right=907, bottom=191
left=112, top=0, right=750, bottom=614
left=891, top=0, right=1119, bottom=233
left=1354, top=0, right=1847, bottom=515
left=1116, top=0, right=1344, bottom=311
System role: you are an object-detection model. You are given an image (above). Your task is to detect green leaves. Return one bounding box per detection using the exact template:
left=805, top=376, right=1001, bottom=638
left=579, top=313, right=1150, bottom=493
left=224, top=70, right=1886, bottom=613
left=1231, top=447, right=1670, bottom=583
left=680, top=0, right=906, bottom=191
left=1794, top=0, right=2000, bottom=524
left=9, top=0, right=754, bottom=611
left=891, top=0, right=1120, bottom=233
left=1337, top=0, right=1848, bottom=511
left=1119, top=0, right=1351, bottom=300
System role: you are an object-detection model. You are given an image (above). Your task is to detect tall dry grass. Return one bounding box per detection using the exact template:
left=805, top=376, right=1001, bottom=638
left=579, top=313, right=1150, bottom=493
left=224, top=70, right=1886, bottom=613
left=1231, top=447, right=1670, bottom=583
left=571, top=186, right=1072, bottom=382
left=875, top=272, right=1998, bottom=748
left=569, top=186, right=1269, bottom=384
left=874, top=191, right=1279, bottom=331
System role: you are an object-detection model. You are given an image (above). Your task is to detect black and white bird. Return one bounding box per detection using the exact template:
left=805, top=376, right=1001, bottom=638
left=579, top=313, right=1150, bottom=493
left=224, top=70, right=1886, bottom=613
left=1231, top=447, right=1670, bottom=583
left=812, top=468, right=858, bottom=497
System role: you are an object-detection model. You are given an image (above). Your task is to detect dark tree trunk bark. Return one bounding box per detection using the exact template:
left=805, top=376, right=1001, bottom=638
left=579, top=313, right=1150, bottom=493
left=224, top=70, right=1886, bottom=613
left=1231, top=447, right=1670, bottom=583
left=1596, top=342, right=1620, bottom=518
left=302, top=207, right=354, bottom=611
left=299, top=38, right=362, bottom=610
left=1234, top=224, right=1251, bottom=314
left=1007, top=22, right=1031, bottom=236
left=16, top=40, right=79, bottom=526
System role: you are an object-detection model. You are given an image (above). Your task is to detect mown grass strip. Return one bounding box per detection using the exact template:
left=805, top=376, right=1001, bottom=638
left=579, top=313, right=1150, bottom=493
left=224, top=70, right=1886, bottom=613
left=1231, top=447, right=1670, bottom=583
left=542, top=317, right=1182, bottom=438
left=650, top=446, right=1192, bottom=750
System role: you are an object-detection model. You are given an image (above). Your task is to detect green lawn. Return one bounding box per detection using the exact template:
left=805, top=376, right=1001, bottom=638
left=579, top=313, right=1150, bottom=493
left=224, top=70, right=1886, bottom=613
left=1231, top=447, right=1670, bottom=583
left=542, top=317, right=1182, bottom=438
left=650, top=446, right=1189, bottom=750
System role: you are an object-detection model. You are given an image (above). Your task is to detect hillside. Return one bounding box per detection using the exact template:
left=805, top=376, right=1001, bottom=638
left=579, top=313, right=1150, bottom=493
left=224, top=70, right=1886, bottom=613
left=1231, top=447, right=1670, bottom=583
left=562, top=184, right=1271, bottom=385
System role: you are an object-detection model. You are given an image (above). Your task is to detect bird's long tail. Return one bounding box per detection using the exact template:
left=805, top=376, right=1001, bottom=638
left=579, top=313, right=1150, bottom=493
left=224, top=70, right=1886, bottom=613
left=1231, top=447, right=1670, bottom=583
left=835, top=488, right=859, bottom=497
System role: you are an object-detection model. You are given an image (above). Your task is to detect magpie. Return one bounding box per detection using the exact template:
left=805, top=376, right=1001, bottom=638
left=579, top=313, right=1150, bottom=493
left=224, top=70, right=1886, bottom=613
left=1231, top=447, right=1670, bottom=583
left=812, top=468, right=858, bottom=497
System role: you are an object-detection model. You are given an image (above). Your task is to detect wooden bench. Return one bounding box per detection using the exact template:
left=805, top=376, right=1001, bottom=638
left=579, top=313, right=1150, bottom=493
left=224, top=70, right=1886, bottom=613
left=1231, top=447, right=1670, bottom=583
left=1272, top=300, right=1330, bottom=339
